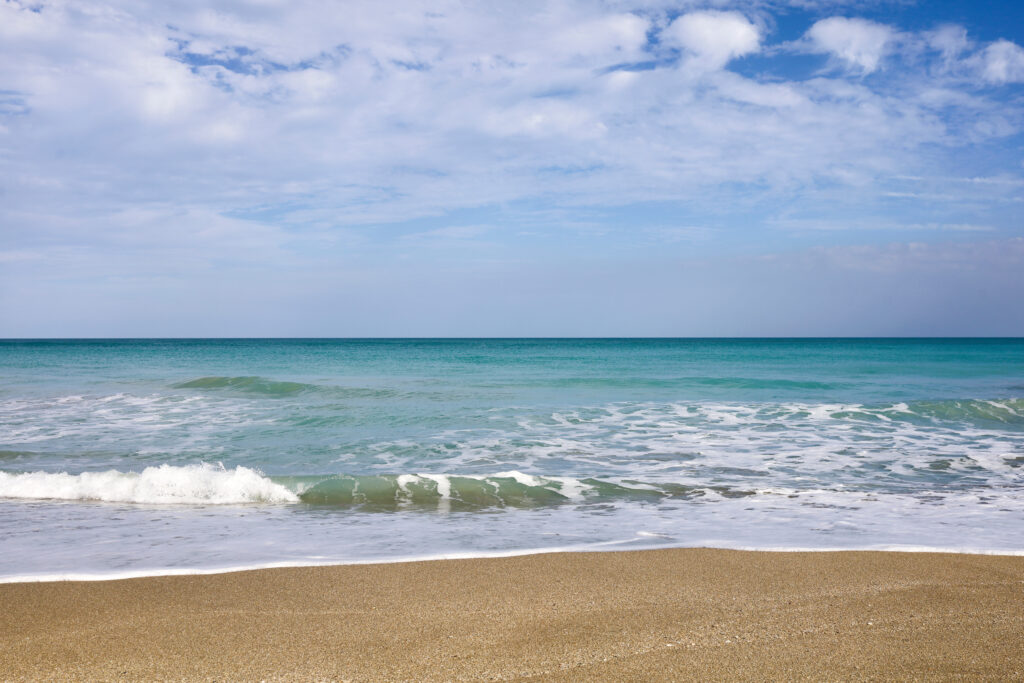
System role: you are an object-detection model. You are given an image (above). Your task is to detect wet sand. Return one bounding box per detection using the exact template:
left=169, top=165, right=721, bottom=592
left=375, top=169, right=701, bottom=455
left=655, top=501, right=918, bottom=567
left=2, top=548, right=1023, bottom=681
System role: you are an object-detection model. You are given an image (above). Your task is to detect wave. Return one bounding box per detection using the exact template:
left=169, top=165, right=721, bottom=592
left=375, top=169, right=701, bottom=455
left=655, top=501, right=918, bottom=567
left=171, top=376, right=399, bottom=399
left=0, top=464, right=298, bottom=504
left=685, top=377, right=840, bottom=390
left=172, top=376, right=316, bottom=397
left=165, top=377, right=1023, bottom=425
left=491, top=377, right=843, bottom=391
left=0, top=450, right=35, bottom=460
left=0, top=465, right=757, bottom=508
left=283, top=472, right=744, bottom=508
left=829, top=398, right=1024, bottom=425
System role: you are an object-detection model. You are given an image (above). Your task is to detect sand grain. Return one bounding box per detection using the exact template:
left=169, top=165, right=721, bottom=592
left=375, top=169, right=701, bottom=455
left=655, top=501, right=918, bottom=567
left=2, top=549, right=1023, bottom=681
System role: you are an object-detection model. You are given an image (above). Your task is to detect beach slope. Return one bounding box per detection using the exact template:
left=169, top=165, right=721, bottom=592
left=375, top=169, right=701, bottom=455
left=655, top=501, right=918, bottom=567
left=2, top=549, right=1023, bottom=681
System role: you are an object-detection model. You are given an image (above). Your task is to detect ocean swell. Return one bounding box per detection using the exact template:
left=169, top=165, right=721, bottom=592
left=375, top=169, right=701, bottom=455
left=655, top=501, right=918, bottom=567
left=172, top=376, right=316, bottom=397
left=0, top=466, right=759, bottom=508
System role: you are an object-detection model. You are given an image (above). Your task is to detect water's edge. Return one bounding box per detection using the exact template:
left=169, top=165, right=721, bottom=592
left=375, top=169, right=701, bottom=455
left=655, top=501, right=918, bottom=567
left=4, top=541, right=1024, bottom=584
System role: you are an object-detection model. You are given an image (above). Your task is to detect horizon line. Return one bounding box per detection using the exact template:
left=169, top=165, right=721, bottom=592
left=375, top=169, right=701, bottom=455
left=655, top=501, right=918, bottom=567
left=2, top=336, right=1022, bottom=341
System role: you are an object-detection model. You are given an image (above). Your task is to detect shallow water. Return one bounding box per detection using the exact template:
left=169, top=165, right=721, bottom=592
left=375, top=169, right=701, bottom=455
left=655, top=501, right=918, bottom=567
left=1, top=338, right=1022, bottom=580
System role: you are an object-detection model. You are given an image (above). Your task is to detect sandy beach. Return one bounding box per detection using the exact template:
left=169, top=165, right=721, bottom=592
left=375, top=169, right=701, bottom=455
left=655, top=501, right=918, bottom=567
left=2, top=548, right=1023, bottom=681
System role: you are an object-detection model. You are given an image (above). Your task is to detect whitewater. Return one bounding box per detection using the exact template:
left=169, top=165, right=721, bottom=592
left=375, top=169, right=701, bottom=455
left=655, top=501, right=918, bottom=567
left=1, top=338, right=1022, bottom=580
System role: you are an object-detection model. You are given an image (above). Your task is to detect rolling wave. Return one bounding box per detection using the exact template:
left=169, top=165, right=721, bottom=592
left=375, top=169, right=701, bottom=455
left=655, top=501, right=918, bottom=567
left=171, top=376, right=399, bottom=399
left=0, top=465, right=757, bottom=508
left=164, top=376, right=1024, bottom=428
left=172, top=376, right=316, bottom=397
left=0, top=464, right=297, bottom=504
left=878, top=398, right=1024, bottom=424
left=284, top=472, right=752, bottom=508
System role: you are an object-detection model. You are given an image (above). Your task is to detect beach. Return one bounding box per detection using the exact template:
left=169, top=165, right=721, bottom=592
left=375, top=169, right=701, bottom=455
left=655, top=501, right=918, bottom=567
left=6, top=0, right=1024, bottom=674
left=3, top=548, right=1023, bottom=681
left=2, top=340, right=1022, bottom=679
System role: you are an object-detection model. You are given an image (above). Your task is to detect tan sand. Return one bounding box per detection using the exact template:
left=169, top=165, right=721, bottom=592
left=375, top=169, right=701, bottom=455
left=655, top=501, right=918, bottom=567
left=1, top=548, right=1023, bottom=681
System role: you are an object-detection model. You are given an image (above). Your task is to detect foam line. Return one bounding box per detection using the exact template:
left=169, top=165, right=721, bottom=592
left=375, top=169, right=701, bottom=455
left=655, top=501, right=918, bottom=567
left=0, top=464, right=298, bottom=505
left=2, top=539, right=1022, bottom=584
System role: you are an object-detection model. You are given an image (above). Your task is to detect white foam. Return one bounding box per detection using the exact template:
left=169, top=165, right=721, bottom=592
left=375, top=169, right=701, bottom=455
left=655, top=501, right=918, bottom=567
left=417, top=473, right=451, bottom=498
left=3, top=540, right=1022, bottom=584
left=417, top=473, right=452, bottom=512
left=494, top=470, right=545, bottom=487
left=548, top=476, right=591, bottom=501
left=0, top=536, right=649, bottom=584
left=395, top=474, right=418, bottom=496
left=0, top=463, right=298, bottom=505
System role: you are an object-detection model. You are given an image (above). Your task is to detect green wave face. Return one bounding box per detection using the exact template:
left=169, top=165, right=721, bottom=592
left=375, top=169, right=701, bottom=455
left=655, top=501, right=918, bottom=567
left=171, top=376, right=403, bottom=399
left=172, top=376, right=316, bottom=397
left=833, top=398, right=1024, bottom=425
left=288, top=474, right=573, bottom=509
left=273, top=474, right=751, bottom=510
left=906, top=398, right=1024, bottom=423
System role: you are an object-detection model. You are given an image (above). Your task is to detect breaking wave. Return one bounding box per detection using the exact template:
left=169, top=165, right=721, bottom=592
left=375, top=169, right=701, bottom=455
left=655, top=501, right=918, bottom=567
left=284, top=472, right=753, bottom=508
left=0, top=465, right=759, bottom=508
left=0, top=464, right=298, bottom=504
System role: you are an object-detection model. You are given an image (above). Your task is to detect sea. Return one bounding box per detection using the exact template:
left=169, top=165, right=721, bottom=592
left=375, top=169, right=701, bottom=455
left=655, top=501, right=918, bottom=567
left=1, top=338, right=1022, bottom=581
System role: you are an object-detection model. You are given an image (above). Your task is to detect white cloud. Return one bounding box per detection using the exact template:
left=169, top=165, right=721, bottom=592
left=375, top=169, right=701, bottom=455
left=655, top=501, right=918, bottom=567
left=661, top=10, right=760, bottom=71
left=806, top=16, right=894, bottom=73
left=481, top=100, right=608, bottom=139
left=712, top=71, right=806, bottom=108
left=975, top=39, right=1024, bottom=84
left=0, top=0, right=1021, bottom=275
left=925, top=24, right=969, bottom=63
left=556, top=13, right=650, bottom=61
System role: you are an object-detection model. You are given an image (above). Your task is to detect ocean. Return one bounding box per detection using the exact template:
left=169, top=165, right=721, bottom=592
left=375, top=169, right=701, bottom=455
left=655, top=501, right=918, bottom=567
left=1, top=338, right=1022, bottom=580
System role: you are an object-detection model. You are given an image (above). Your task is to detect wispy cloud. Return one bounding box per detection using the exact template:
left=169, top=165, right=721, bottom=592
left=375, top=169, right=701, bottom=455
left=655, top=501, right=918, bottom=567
left=804, top=16, right=896, bottom=73
left=1, top=0, right=1022, bottom=334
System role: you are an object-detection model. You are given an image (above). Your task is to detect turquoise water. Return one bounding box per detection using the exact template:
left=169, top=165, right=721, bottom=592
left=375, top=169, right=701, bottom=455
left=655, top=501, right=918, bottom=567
left=1, top=338, right=1022, bottom=579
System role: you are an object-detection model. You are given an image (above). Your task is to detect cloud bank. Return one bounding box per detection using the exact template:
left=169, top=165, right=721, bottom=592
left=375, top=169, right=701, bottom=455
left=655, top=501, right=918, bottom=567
left=1, top=0, right=1022, bottom=335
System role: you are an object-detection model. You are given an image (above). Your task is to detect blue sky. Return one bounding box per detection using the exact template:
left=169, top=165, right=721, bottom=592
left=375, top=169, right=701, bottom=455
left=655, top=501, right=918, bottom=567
left=1, top=0, right=1022, bottom=336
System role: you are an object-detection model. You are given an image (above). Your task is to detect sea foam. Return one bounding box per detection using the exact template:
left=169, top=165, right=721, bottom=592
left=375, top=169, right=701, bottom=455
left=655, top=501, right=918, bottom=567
left=0, top=463, right=298, bottom=505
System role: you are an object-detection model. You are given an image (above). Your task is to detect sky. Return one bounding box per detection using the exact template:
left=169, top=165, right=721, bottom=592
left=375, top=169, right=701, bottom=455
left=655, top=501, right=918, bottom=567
left=1, top=0, right=1023, bottom=337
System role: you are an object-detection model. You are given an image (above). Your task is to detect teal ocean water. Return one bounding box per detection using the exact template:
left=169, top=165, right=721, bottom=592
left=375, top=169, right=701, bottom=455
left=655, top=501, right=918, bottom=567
left=1, top=338, right=1022, bottom=580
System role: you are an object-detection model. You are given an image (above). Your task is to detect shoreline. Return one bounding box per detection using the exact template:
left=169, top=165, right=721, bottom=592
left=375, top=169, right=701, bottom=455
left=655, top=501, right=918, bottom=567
left=3, top=547, right=1023, bottom=680
left=4, top=542, right=1024, bottom=584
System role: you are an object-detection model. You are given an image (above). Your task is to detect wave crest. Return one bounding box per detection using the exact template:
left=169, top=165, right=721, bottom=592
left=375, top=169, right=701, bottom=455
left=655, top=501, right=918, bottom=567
left=0, top=467, right=755, bottom=508
left=281, top=472, right=751, bottom=509
left=0, top=464, right=298, bottom=505
left=172, top=376, right=315, bottom=396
